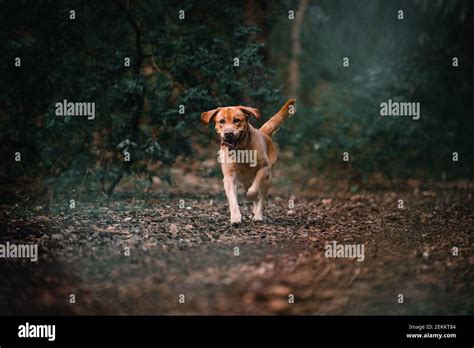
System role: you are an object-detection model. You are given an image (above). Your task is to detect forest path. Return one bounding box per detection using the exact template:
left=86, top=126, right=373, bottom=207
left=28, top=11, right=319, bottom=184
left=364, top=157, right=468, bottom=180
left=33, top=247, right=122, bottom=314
left=0, top=184, right=473, bottom=314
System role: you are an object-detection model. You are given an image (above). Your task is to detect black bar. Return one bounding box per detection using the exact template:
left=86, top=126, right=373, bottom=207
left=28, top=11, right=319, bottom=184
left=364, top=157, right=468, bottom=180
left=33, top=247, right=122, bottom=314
left=0, top=315, right=472, bottom=346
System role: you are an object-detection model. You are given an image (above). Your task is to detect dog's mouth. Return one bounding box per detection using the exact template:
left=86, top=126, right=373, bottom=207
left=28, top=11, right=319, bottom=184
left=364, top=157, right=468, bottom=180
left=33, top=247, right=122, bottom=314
left=221, top=140, right=236, bottom=150
left=220, top=134, right=240, bottom=150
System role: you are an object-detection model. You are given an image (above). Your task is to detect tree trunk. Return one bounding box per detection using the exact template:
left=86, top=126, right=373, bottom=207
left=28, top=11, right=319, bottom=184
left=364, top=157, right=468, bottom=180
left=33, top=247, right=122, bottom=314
left=110, top=0, right=145, bottom=195
left=245, top=0, right=270, bottom=59
left=288, top=0, right=308, bottom=98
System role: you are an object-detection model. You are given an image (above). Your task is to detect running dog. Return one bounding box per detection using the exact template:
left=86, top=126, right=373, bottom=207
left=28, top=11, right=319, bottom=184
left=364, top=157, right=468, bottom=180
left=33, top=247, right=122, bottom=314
left=201, top=99, right=296, bottom=225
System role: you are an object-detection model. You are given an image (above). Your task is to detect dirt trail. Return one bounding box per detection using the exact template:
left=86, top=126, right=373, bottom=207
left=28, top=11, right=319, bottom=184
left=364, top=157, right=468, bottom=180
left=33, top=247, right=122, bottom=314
left=0, top=181, right=473, bottom=315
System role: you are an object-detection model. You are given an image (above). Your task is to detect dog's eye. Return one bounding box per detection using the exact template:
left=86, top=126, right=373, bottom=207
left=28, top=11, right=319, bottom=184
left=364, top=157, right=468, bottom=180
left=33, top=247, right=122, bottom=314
left=218, top=119, right=225, bottom=124
left=233, top=119, right=240, bottom=124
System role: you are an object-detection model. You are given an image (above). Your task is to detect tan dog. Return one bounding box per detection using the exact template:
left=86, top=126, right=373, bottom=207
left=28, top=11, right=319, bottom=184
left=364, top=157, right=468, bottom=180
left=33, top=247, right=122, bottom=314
left=201, top=99, right=296, bottom=225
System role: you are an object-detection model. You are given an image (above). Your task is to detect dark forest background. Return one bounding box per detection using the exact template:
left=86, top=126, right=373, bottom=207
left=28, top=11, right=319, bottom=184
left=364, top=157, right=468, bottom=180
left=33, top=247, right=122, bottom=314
left=1, top=0, right=473, bottom=201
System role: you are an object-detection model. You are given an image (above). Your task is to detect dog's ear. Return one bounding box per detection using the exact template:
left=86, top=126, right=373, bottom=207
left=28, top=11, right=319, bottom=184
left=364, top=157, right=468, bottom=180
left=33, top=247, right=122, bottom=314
left=201, top=108, right=220, bottom=125
left=239, top=106, right=260, bottom=120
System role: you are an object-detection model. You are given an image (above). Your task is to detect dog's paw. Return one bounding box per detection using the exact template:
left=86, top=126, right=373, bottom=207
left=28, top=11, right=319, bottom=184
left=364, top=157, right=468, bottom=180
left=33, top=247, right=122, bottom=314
left=252, top=215, right=263, bottom=222
left=230, top=215, right=242, bottom=226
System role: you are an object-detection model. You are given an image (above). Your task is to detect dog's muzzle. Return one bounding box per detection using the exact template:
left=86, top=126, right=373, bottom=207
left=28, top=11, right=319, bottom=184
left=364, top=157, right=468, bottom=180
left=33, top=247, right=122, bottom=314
left=221, top=140, right=236, bottom=150
left=221, top=132, right=238, bottom=150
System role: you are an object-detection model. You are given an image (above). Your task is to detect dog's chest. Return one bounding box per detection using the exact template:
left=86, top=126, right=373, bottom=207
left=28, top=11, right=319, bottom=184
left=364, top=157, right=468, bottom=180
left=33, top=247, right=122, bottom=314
left=234, top=163, right=258, bottom=186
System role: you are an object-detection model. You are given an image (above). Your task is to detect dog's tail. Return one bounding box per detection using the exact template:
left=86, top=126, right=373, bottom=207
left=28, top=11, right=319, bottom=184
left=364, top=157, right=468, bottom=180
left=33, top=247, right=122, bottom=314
left=259, top=99, right=296, bottom=137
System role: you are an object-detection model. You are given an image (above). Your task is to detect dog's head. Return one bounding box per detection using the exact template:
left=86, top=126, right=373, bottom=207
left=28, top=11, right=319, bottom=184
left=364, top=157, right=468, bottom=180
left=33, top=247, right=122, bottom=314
left=201, top=105, right=260, bottom=149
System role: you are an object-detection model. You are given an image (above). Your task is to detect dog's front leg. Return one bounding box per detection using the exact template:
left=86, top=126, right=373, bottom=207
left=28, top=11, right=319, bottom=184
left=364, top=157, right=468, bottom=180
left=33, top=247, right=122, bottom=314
left=223, top=174, right=241, bottom=225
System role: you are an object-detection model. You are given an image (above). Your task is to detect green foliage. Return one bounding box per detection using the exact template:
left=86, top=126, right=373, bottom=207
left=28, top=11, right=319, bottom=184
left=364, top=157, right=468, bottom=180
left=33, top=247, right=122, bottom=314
left=271, top=0, right=474, bottom=179
left=1, top=0, right=473, bottom=199
left=0, top=0, right=280, bottom=197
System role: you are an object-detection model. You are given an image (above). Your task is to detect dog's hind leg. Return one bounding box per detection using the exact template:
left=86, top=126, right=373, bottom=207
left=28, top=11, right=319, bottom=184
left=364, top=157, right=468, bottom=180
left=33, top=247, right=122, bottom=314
left=247, top=167, right=270, bottom=201
left=251, top=168, right=271, bottom=221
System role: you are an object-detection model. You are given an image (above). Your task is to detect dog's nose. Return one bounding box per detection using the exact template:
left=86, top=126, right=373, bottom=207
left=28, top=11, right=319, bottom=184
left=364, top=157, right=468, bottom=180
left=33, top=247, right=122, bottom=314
left=224, top=132, right=234, bottom=140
